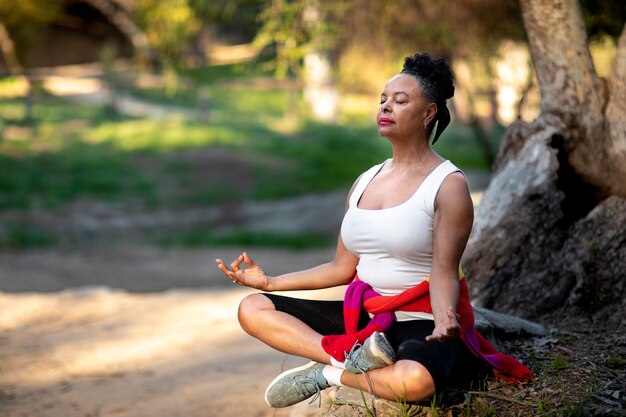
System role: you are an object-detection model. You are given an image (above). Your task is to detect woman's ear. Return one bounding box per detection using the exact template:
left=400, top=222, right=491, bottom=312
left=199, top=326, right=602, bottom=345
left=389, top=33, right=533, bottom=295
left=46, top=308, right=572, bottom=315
left=424, top=102, right=438, bottom=127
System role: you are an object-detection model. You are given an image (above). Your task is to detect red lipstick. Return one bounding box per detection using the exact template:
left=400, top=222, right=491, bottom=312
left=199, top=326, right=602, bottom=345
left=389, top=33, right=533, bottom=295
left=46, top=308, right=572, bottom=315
left=378, top=117, right=394, bottom=126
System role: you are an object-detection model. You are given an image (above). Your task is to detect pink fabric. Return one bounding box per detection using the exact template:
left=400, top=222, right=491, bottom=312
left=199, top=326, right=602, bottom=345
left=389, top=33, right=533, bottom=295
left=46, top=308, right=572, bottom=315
left=321, top=276, right=534, bottom=383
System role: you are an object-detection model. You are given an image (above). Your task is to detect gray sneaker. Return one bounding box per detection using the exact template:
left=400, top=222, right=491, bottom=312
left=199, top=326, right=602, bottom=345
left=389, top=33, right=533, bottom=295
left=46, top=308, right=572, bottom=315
left=344, top=331, right=396, bottom=373
left=264, top=361, right=331, bottom=408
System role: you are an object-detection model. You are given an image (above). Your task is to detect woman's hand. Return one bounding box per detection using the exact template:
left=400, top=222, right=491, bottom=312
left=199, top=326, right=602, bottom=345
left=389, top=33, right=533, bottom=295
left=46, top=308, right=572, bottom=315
left=425, top=306, right=461, bottom=342
left=215, top=252, right=271, bottom=291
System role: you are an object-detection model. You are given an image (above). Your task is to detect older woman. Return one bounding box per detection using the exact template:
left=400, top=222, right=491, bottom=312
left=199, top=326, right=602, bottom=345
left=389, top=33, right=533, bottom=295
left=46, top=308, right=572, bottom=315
left=216, top=53, right=532, bottom=408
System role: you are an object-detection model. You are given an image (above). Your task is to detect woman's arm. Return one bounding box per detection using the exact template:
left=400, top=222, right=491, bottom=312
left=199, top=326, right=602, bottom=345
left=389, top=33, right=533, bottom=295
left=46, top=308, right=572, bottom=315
left=215, top=176, right=363, bottom=292
left=426, top=172, right=474, bottom=342
left=264, top=234, right=358, bottom=291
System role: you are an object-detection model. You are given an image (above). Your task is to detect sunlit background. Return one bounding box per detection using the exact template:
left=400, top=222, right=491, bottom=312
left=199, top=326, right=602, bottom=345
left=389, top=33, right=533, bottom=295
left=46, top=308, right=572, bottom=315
left=0, top=0, right=622, bottom=249
left=0, top=2, right=624, bottom=416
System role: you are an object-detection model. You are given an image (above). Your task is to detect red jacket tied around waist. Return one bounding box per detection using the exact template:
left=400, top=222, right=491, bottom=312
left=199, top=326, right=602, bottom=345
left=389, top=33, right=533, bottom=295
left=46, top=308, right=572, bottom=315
left=321, top=274, right=534, bottom=383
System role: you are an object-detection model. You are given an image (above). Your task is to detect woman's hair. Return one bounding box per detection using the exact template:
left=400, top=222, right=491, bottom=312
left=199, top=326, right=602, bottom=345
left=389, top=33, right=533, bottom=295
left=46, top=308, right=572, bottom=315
left=401, top=53, right=455, bottom=144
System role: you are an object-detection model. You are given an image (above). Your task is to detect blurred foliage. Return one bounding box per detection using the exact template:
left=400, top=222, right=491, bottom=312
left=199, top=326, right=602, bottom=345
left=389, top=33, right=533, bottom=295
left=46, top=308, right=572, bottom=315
left=0, top=0, right=64, bottom=67
left=253, top=0, right=526, bottom=89
left=157, top=227, right=334, bottom=249
left=254, top=0, right=346, bottom=78
left=133, top=0, right=199, bottom=62
left=1, top=0, right=623, bottom=84
left=581, top=0, right=626, bottom=40
left=253, top=0, right=624, bottom=93
left=0, top=62, right=490, bottom=213
left=0, top=222, right=57, bottom=249
left=188, top=0, right=268, bottom=40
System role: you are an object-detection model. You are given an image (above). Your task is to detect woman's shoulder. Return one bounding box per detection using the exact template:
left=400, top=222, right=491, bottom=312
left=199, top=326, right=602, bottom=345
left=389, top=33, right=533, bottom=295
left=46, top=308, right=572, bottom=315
left=434, top=169, right=472, bottom=212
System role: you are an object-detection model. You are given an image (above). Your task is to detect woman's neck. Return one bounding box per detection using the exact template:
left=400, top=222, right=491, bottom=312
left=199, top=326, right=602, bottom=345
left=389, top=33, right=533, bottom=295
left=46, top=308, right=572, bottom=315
left=387, top=136, right=441, bottom=170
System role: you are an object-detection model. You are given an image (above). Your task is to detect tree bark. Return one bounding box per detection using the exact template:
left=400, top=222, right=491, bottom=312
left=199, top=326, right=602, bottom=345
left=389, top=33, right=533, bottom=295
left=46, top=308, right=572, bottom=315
left=78, top=0, right=160, bottom=66
left=463, top=0, right=626, bottom=328
left=0, top=23, right=21, bottom=74
left=519, top=0, right=625, bottom=196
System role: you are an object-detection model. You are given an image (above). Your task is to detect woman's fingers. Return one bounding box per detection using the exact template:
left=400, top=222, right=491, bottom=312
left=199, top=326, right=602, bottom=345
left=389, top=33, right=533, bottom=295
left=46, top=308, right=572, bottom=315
left=242, top=251, right=255, bottom=267
left=215, top=258, right=230, bottom=273
left=230, top=254, right=244, bottom=272
left=215, top=258, right=240, bottom=283
left=216, top=253, right=260, bottom=287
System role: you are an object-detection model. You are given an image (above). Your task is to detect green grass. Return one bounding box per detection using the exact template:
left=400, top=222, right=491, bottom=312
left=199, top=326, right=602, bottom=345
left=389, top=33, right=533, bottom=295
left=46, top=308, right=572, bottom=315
left=0, top=140, right=154, bottom=210
left=0, top=65, right=494, bottom=232
left=178, top=62, right=272, bottom=85
left=0, top=223, right=57, bottom=249
left=547, top=353, right=574, bottom=371
left=601, top=352, right=626, bottom=367
left=157, top=227, right=334, bottom=249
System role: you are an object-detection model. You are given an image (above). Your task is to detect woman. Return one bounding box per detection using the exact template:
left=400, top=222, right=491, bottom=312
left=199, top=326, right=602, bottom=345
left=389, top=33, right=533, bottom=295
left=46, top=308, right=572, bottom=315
left=216, top=53, right=532, bottom=408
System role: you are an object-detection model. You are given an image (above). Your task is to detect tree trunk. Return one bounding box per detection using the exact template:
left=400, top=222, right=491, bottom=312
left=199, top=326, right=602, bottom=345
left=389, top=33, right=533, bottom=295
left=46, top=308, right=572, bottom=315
left=0, top=23, right=20, bottom=74
left=78, top=0, right=160, bottom=66
left=463, top=0, right=626, bottom=329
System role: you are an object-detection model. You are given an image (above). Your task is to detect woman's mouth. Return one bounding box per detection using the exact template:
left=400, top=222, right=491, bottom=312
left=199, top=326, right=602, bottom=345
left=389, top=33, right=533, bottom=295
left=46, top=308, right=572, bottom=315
left=378, top=117, right=394, bottom=126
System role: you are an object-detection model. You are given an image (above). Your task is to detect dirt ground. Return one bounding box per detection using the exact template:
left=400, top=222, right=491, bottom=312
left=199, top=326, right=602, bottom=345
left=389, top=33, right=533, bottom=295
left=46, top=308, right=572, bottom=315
left=0, top=244, right=343, bottom=417
left=2, top=244, right=625, bottom=417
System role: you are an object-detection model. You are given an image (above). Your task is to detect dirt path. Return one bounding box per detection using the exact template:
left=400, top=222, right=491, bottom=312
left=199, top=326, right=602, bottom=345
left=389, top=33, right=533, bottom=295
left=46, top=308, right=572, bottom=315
left=0, top=245, right=340, bottom=417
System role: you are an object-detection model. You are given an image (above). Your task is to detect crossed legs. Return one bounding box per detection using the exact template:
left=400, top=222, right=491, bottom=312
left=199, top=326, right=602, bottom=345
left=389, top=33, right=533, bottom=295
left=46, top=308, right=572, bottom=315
left=237, top=293, right=436, bottom=402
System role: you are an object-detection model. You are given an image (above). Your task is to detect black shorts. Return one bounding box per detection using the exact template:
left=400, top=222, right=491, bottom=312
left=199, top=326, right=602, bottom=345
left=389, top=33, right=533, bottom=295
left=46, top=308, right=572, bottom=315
left=263, top=293, right=488, bottom=395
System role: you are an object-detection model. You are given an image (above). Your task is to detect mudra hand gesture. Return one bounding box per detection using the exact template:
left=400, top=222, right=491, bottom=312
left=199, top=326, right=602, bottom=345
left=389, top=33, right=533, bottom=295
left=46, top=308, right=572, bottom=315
left=215, top=252, right=270, bottom=291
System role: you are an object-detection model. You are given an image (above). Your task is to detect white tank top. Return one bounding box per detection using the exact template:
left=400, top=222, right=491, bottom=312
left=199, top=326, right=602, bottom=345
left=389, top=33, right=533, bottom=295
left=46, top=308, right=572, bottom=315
left=340, top=159, right=462, bottom=321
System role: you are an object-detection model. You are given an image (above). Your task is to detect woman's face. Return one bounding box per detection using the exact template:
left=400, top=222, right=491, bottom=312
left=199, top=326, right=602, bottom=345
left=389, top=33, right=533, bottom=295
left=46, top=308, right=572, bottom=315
left=376, top=73, right=436, bottom=140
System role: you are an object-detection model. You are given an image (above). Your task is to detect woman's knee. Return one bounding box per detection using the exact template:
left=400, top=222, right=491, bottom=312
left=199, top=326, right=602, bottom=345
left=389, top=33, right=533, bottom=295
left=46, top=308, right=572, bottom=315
left=392, top=360, right=436, bottom=402
left=237, top=293, right=274, bottom=333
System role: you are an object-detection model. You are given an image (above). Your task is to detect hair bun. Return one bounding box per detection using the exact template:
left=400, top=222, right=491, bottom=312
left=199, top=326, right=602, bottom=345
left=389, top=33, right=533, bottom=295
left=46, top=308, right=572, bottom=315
left=402, top=53, right=454, bottom=100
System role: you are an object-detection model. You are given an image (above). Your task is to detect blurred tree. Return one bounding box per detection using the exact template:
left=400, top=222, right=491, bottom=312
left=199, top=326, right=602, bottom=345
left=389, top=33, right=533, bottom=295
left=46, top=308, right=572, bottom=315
left=254, top=0, right=343, bottom=79
left=464, top=0, right=625, bottom=327
left=253, top=0, right=623, bottom=161
left=132, top=0, right=199, bottom=94
left=0, top=0, right=64, bottom=71
left=253, top=0, right=346, bottom=123
left=187, top=0, right=268, bottom=65
left=78, top=0, right=157, bottom=64
left=580, top=0, right=626, bottom=39
left=0, top=0, right=64, bottom=123
left=254, top=0, right=524, bottom=158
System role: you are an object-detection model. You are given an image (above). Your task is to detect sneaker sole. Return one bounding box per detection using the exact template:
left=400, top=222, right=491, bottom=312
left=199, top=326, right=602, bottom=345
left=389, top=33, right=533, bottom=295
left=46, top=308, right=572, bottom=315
left=264, top=361, right=319, bottom=407
left=370, top=332, right=395, bottom=365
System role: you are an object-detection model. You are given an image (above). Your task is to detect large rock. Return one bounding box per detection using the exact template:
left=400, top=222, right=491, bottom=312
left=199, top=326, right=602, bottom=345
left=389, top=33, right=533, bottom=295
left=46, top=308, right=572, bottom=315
left=463, top=119, right=626, bottom=329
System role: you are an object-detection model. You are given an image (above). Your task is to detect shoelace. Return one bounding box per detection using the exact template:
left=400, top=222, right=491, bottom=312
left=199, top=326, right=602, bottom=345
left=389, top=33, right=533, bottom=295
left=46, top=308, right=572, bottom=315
left=344, top=342, right=375, bottom=405
left=291, top=375, right=323, bottom=407
left=345, top=341, right=365, bottom=371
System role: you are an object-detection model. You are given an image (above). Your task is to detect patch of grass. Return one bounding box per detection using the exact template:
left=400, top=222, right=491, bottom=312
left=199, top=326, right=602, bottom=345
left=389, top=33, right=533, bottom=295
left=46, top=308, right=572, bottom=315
left=0, top=140, right=155, bottom=210
left=547, top=353, right=574, bottom=371
left=178, top=63, right=271, bottom=85
left=86, top=118, right=254, bottom=151
left=559, top=376, right=594, bottom=417
left=0, top=69, right=494, bottom=216
left=555, top=333, right=577, bottom=343
left=157, top=227, right=334, bottom=250
left=0, top=223, right=57, bottom=249
left=601, top=352, right=626, bottom=367
left=250, top=122, right=390, bottom=199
